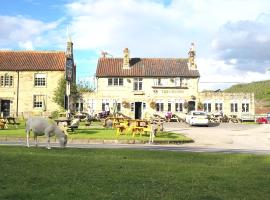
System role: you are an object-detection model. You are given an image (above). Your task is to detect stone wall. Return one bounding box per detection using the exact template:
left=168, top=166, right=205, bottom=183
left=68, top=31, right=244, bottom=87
left=0, top=71, right=64, bottom=118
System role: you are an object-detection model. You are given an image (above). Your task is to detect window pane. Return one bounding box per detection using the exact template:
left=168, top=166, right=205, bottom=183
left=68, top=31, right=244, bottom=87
left=208, top=104, right=211, bottom=112
left=119, top=78, right=123, bottom=86
left=33, top=95, right=45, bottom=108
left=156, top=103, right=159, bottom=111
left=9, top=76, right=13, bottom=86
left=34, top=74, right=46, bottom=86
left=117, top=103, right=121, bottom=112
left=168, top=103, right=171, bottom=111
left=180, top=103, right=183, bottom=112
left=139, top=82, right=142, bottom=90
left=133, top=82, right=138, bottom=90
left=113, top=78, right=118, bottom=85
left=161, top=103, right=164, bottom=112
left=108, top=78, right=112, bottom=86
left=0, top=76, right=4, bottom=86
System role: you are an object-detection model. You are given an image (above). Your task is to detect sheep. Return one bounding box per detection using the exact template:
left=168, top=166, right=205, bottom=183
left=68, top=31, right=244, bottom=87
left=26, top=117, right=67, bottom=149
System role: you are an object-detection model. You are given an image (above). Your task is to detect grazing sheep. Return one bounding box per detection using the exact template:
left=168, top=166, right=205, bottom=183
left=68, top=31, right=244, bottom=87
left=26, top=117, right=67, bottom=149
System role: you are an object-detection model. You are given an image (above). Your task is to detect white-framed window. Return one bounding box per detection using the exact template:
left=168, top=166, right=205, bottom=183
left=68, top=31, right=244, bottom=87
left=34, top=73, right=46, bottom=87
left=156, top=100, right=164, bottom=112
left=112, top=100, right=121, bottom=112
left=108, top=78, right=123, bottom=86
left=143, top=103, right=146, bottom=110
left=133, top=78, right=143, bottom=91
left=174, top=77, right=181, bottom=86
left=242, top=103, right=249, bottom=112
left=33, top=95, right=46, bottom=109
left=0, top=74, right=13, bottom=87
left=131, top=103, right=134, bottom=111
left=102, top=99, right=110, bottom=111
left=231, top=103, right=238, bottom=112
left=214, top=100, right=223, bottom=112
left=175, top=99, right=184, bottom=112
left=168, top=101, right=172, bottom=112
left=203, top=101, right=212, bottom=113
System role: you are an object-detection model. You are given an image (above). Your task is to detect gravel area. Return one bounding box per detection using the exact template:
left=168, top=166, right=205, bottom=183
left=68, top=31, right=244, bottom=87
left=164, top=122, right=270, bottom=150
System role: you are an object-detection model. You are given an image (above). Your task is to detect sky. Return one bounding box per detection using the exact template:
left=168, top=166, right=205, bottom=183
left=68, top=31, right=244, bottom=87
left=1, top=0, right=270, bottom=91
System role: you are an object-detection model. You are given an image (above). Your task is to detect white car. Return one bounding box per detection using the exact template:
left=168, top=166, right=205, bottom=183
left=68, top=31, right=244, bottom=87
left=185, top=111, right=209, bottom=126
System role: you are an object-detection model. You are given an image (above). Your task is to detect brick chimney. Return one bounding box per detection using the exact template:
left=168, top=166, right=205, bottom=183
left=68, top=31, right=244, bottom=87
left=123, top=48, right=130, bottom=69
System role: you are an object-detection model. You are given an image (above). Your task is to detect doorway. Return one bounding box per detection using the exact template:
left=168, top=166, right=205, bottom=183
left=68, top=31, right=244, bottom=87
left=135, top=102, right=142, bottom=119
left=1, top=100, right=10, bottom=117
left=188, top=101, right=195, bottom=112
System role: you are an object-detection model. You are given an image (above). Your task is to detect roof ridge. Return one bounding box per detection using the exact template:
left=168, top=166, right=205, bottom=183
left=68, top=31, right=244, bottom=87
left=0, top=50, right=65, bottom=53
left=99, top=57, right=188, bottom=59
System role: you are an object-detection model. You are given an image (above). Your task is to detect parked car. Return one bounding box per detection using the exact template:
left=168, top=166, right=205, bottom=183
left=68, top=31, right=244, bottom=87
left=185, top=111, right=209, bottom=126
left=256, top=117, right=268, bottom=124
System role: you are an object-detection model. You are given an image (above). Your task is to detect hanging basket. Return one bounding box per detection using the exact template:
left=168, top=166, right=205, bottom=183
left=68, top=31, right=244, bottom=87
left=150, top=101, right=156, bottom=109
left=122, top=101, right=130, bottom=109
left=184, top=101, right=188, bottom=109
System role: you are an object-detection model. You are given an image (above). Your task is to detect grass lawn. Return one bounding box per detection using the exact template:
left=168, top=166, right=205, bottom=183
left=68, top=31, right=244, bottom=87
left=0, top=146, right=270, bottom=200
left=0, top=121, right=192, bottom=143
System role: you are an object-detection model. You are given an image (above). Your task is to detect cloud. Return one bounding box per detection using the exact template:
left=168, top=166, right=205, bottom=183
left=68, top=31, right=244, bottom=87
left=212, top=13, right=270, bottom=73
left=1, top=0, right=270, bottom=90
left=197, top=58, right=270, bottom=91
left=65, top=0, right=197, bottom=57
left=0, top=15, right=61, bottom=49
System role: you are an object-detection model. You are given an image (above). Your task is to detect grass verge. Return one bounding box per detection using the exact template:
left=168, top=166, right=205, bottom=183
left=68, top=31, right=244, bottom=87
left=0, top=126, right=192, bottom=143
left=0, top=146, right=270, bottom=200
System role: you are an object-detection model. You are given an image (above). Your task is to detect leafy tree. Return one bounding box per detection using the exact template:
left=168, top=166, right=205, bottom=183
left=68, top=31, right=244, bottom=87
left=77, top=80, right=94, bottom=93
left=53, top=76, right=66, bottom=109
left=53, top=76, right=80, bottom=109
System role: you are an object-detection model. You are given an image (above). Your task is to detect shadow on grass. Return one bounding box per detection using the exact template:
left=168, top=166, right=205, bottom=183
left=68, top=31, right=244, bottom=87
left=157, top=132, right=179, bottom=139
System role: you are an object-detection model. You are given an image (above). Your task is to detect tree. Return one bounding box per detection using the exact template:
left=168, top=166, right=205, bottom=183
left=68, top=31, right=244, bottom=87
left=53, top=76, right=66, bottom=109
left=53, top=76, right=79, bottom=109
left=77, top=80, right=94, bottom=93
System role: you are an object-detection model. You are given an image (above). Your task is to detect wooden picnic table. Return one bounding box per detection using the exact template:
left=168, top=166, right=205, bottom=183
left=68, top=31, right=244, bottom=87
left=6, top=117, right=20, bottom=128
left=0, top=118, right=7, bottom=129
left=54, top=118, right=71, bottom=126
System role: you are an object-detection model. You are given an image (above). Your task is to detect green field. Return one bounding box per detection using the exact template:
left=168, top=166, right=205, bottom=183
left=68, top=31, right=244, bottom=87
left=0, top=146, right=270, bottom=200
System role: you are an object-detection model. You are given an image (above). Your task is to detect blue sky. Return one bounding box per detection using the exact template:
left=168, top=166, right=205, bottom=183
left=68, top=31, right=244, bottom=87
left=1, top=0, right=270, bottom=90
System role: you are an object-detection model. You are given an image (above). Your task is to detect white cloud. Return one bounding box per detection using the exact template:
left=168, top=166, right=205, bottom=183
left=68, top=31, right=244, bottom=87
left=198, top=58, right=270, bottom=91
left=1, top=0, right=270, bottom=90
left=0, top=15, right=61, bottom=49
left=19, top=41, right=34, bottom=50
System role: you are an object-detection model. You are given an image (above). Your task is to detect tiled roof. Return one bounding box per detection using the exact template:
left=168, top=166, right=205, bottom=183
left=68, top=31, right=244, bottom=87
left=0, top=51, right=66, bottom=71
left=255, top=107, right=270, bottom=115
left=96, top=58, right=200, bottom=77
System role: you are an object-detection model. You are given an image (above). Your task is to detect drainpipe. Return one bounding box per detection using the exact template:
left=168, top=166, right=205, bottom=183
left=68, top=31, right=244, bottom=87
left=16, top=71, right=19, bottom=117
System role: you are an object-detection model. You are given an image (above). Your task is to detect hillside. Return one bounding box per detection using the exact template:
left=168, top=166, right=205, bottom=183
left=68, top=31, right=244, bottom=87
left=224, top=80, right=270, bottom=101
left=224, top=80, right=270, bottom=111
